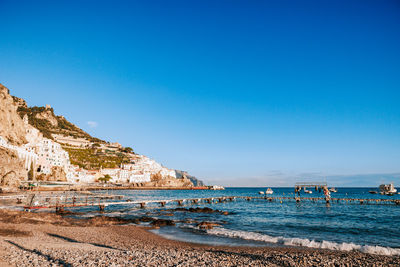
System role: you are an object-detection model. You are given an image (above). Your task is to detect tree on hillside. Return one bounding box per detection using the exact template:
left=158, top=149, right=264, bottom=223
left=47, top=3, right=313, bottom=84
left=92, top=143, right=101, bottom=148
left=151, top=172, right=163, bottom=182
left=122, top=147, right=133, bottom=153
left=98, top=174, right=112, bottom=183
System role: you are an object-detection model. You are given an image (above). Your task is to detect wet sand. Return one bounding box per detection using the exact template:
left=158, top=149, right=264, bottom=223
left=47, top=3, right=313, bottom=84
left=0, top=209, right=399, bottom=266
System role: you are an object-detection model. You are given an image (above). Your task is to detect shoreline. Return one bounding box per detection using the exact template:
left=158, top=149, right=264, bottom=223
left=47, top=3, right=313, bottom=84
left=2, top=186, right=211, bottom=193
left=0, top=209, right=399, bottom=266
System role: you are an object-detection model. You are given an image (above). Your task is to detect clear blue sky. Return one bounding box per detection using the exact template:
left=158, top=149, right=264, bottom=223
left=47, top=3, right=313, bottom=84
left=1, top=0, right=399, bottom=186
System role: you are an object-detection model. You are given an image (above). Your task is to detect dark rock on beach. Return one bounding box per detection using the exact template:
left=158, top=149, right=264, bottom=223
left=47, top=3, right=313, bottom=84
left=173, top=207, right=230, bottom=215
left=138, top=216, right=154, bottom=223
left=151, top=219, right=176, bottom=227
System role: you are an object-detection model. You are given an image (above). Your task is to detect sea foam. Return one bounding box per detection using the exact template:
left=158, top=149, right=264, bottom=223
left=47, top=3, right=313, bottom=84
left=207, top=228, right=400, bottom=256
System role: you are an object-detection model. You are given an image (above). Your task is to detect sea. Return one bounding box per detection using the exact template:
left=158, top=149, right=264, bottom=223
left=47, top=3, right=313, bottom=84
left=75, top=187, right=400, bottom=256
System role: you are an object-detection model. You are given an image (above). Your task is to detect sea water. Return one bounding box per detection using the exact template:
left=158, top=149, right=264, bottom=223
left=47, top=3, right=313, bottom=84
left=77, top=188, right=400, bottom=256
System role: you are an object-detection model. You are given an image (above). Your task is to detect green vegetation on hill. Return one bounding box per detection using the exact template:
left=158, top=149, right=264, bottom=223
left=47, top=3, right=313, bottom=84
left=16, top=103, right=136, bottom=170
left=16, top=106, right=104, bottom=143
left=98, top=174, right=112, bottom=183
left=63, top=146, right=131, bottom=170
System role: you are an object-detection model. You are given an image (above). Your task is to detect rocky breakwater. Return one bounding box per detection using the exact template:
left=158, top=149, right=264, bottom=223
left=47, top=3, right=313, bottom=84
left=172, top=207, right=230, bottom=215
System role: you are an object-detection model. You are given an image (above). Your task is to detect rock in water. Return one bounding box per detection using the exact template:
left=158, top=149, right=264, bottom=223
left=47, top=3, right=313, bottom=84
left=197, top=221, right=221, bottom=230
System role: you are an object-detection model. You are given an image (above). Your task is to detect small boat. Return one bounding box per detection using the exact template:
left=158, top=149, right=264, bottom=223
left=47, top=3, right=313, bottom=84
left=369, top=191, right=378, bottom=194
left=303, top=187, right=312, bottom=194
left=329, top=188, right=337, bottom=193
left=210, top=185, right=225, bottom=190
left=379, top=183, right=397, bottom=195
left=265, top=188, right=273, bottom=194
left=258, top=191, right=265, bottom=195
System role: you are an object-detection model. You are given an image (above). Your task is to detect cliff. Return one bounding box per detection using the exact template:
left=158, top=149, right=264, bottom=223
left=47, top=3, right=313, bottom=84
left=0, top=148, right=26, bottom=192
left=175, top=170, right=205, bottom=186
left=146, top=173, right=193, bottom=187
left=0, top=84, right=28, bottom=145
left=0, top=84, right=32, bottom=191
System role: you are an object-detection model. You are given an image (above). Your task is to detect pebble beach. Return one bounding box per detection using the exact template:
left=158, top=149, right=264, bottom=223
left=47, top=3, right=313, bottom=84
left=0, top=209, right=399, bottom=267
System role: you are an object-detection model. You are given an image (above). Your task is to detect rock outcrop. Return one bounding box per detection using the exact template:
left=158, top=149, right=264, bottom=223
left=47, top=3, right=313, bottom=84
left=0, top=148, right=26, bottom=192
left=0, top=83, right=31, bottom=191
left=16, top=103, right=103, bottom=142
left=36, top=166, right=67, bottom=182
left=146, top=172, right=193, bottom=187
left=175, top=170, right=204, bottom=186
left=34, top=109, right=58, bottom=127
left=0, top=84, right=28, bottom=145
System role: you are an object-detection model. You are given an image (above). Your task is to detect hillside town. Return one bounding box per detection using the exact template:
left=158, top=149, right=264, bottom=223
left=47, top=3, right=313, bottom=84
left=0, top=124, right=179, bottom=186
left=0, top=83, right=195, bottom=190
left=0, top=83, right=206, bottom=193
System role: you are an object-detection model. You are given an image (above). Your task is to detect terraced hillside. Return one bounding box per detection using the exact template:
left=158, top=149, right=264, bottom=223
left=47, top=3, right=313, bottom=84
left=62, top=146, right=132, bottom=169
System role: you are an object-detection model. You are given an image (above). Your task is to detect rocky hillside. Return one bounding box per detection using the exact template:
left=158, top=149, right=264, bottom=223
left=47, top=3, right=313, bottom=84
left=0, top=84, right=31, bottom=191
left=0, top=84, right=28, bottom=145
left=175, top=170, right=204, bottom=186
left=147, top=172, right=193, bottom=187
left=13, top=94, right=132, bottom=170
left=0, top=82, right=204, bottom=188
left=15, top=102, right=103, bottom=143
left=0, top=148, right=26, bottom=192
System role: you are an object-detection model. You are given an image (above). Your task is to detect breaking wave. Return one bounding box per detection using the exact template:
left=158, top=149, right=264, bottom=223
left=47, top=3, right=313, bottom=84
left=207, top=228, right=400, bottom=256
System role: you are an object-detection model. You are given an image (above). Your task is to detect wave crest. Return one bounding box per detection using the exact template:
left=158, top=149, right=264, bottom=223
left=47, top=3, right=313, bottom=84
left=206, top=228, right=400, bottom=256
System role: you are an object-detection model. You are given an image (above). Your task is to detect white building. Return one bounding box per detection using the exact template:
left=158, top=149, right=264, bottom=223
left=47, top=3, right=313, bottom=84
left=129, top=172, right=151, bottom=183
left=100, top=168, right=120, bottom=181
left=119, top=169, right=130, bottom=182
left=34, top=138, right=71, bottom=175
left=134, top=155, right=177, bottom=179
left=0, top=136, right=38, bottom=172
left=1, top=127, right=176, bottom=186
left=52, top=134, right=92, bottom=148
left=69, top=167, right=99, bottom=184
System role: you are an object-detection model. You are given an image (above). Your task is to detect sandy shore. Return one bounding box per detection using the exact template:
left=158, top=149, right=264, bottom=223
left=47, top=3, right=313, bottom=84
left=0, top=209, right=399, bottom=266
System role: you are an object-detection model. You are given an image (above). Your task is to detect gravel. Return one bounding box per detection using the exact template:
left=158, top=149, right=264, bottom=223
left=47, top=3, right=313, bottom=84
left=0, top=210, right=399, bottom=266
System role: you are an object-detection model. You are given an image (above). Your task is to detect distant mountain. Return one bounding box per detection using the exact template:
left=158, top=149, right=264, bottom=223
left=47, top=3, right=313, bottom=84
left=175, top=170, right=205, bottom=186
